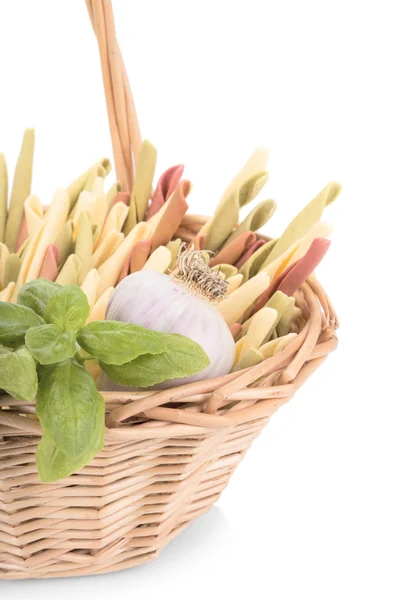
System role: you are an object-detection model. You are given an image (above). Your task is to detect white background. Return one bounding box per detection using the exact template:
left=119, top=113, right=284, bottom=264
left=1, top=0, right=399, bottom=598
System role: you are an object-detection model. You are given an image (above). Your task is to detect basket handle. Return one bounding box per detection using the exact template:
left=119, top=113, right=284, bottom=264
left=85, top=0, right=142, bottom=193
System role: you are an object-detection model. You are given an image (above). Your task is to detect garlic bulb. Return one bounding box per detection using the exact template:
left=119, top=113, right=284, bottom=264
left=105, top=251, right=235, bottom=388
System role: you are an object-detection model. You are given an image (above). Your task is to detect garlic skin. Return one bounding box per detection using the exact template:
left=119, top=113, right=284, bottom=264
left=105, top=270, right=235, bottom=388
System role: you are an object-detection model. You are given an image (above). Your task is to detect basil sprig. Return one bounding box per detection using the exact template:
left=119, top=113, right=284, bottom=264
left=0, top=280, right=209, bottom=482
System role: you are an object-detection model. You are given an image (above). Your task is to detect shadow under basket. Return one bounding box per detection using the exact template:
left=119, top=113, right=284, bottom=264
left=0, top=273, right=338, bottom=579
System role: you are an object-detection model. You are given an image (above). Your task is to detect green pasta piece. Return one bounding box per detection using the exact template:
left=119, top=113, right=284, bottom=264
left=234, top=347, right=264, bottom=372
left=204, top=170, right=269, bottom=252
left=4, top=129, right=35, bottom=252
left=263, top=291, right=292, bottom=344
left=265, top=181, right=341, bottom=266
left=124, top=140, right=157, bottom=232
left=239, top=239, right=276, bottom=283
left=83, top=165, right=107, bottom=192
left=54, top=220, right=74, bottom=267
left=166, top=238, right=182, bottom=270
left=75, top=211, right=93, bottom=285
left=66, top=158, right=111, bottom=211
left=2, top=253, right=21, bottom=288
left=211, top=264, right=238, bottom=279
left=107, top=182, right=122, bottom=208
left=0, top=153, right=8, bottom=244
left=276, top=297, right=296, bottom=337
left=56, top=254, right=81, bottom=286
left=222, top=199, right=276, bottom=248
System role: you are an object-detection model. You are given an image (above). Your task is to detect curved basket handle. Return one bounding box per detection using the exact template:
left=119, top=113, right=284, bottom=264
left=85, top=0, right=142, bottom=193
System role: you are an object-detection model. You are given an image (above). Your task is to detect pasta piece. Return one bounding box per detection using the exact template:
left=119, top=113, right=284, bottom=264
left=67, top=158, right=111, bottom=210
left=38, top=245, right=60, bottom=281
left=146, top=164, right=184, bottom=220
left=56, top=254, right=81, bottom=285
left=0, top=281, right=16, bottom=302
left=234, top=347, right=264, bottom=372
left=54, top=220, right=74, bottom=267
left=142, top=246, right=171, bottom=273
left=222, top=199, right=276, bottom=248
left=0, top=154, right=8, bottom=244
left=217, top=271, right=270, bottom=325
left=97, top=222, right=149, bottom=296
left=209, top=231, right=256, bottom=267
left=150, top=180, right=190, bottom=251
left=124, top=139, right=157, bottom=231
left=265, top=182, right=340, bottom=265
left=81, top=268, right=100, bottom=308
left=24, top=195, right=44, bottom=238
left=92, top=229, right=124, bottom=268
left=106, top=182, right=122, bottom=207
left=88, top=286, right=114, bottom=322
left=4, top=129, right=35, bottom=252
left=226, top=274, right=243, bottom=294
left=98, top=202, right=129, bottom=245
left=259, top=333, right=297, bottom=359
left=75, top=211, right=93, bottom=285
left=22, top=189, right=69, bottom=284
left=239, top=307, right=277, bottom=359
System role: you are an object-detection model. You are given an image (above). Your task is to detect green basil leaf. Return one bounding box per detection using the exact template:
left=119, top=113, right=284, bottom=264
left=100, top=333, right=210, bottom=387
left=0, top=302, right=45, bottom=344
left=77, top=320, right=167, bottom=365
left=17, top=279, right=62, bottom=318
left=36, top=359, right=99, bottom=457
left=0, top=345, right=38, bottom=401
left=36, top=393, right=105, bottom=482
left=25, top=324, right=76, bottom=365
left=44, top=284, right=90, bottom=332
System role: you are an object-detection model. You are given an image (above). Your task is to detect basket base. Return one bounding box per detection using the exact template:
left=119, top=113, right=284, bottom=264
left=1, top=416, right=268, bottom=579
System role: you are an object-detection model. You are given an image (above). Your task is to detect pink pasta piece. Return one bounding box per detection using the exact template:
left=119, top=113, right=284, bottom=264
left=235, top=239, right=266, bottom=270
left=278, top=237, right=331, bottom=297
left=130, top=239, right=152, bottom=273
left=15, top=216, right=28, bottom=252
left=39, top=245, right=60, bottom=281
left=229, top=323, right=242, bottom=338
left=194, top=234, right=205, bottom=250
left=151, top=180, right=190, bottom=251
left=146, top=164, right=184, bottom=220
left=209, top=232, right=256, bottom=267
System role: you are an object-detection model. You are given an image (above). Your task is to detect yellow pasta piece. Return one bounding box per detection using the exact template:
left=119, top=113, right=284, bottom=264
left=66, top=158, right=111, bottom=210
left=239, top=307, right=277, bottom=359
left=0, top=243, right=10, bottom=287
left=216, top=271, right=270, bottom=326
left=97, top=202, right=129, bottom=246
left=166, top=238, right=182, bottom=270
left=259, top=333, right=297, bottom=359
left=0, top=154, right=8, bottom=244
left=142, top=246, right=171, bottom=273
left=88, top=286, right=114, bottom=322
left=72, top=191, right=97, bottom=235
left=4, top=128, right=35, bottom=252
left=0, top=281, right=16, bottom=302
left=12, top=222, right=45, bottom=300
left=56, top=255, right=81, bottom=286
left=24, top=189, right=69, bottom=284
left=234, top=347, right=264, bottom=372
left=234, top=337, right=247, bottom=366
left=75, top=211, right=93, bottom=285
left=24, top=195, right=44, bottom=238
left=97, top=222, right=149, bottom=296
left=80, top=268, right=100, bottom=308
left=226, top=273, right=243, bottom=294
left=92, top=229, right=124, bottom=268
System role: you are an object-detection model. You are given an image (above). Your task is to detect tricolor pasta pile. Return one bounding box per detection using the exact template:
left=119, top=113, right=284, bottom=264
left=0, top=130, right=340, bottom=376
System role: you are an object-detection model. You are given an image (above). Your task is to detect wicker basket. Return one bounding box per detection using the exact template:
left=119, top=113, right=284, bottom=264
left=0, top=0, right=338, bottom=580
